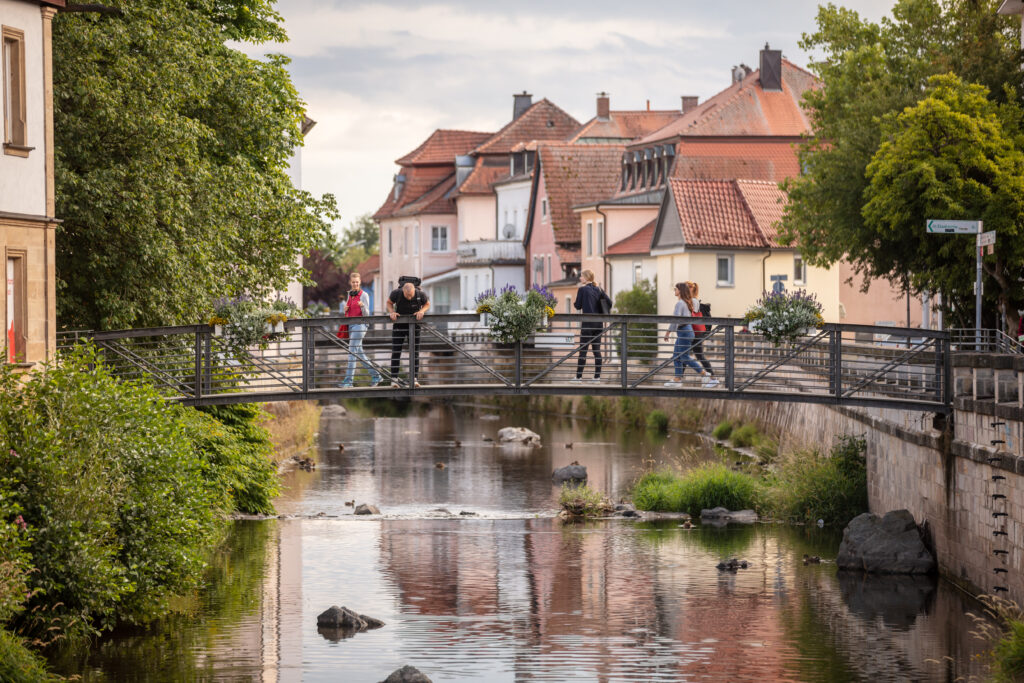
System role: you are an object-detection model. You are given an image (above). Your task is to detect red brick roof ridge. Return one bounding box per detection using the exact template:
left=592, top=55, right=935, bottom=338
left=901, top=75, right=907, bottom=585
left=395, top=129, right=494, bottom=166
left=473, top=98, right=582, bottom=155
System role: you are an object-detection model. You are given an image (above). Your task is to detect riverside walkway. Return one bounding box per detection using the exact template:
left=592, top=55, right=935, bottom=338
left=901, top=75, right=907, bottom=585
left=59, top=314, right=951, bottom=413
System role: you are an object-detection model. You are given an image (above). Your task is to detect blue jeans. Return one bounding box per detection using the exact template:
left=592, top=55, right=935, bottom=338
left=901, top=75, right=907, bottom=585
left=344, top=324, right=381, bottom=384
left=673, top=329, right=704, bottom=377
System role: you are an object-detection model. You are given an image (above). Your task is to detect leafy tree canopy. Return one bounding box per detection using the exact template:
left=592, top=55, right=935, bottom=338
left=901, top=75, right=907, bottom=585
left=780, top=0, right=1024, bottom=327
left=54, top=0, right=338, bottom=330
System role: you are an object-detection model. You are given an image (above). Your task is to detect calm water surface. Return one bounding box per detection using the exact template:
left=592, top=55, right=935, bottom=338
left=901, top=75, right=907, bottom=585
left=54, top=402, right=988, bottom=682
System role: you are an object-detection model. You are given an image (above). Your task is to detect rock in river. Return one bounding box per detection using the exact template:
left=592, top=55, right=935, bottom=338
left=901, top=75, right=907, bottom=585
left=700, top=507, right=757, bottom=525
left=552, top=463, right=588, bottom=484
left=381, top=665, right=432, bottom=683
left=497, top=427, right=541, bottom=446
left=354, top=503, right=381, bottom=515
left=837, top=510, right=936, bottom=574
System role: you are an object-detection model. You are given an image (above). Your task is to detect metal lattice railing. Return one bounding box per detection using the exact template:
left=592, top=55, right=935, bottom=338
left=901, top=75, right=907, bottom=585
left=949, top=328, right=1024, bottom=355
left=56, top=314, right=951, bottom=413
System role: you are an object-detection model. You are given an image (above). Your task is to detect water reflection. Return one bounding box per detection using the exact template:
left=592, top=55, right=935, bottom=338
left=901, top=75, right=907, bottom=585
left=53, top=405, right=990, bottom=682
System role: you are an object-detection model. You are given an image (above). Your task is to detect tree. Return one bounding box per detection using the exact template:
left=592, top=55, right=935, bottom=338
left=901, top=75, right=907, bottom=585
left=53, top=0, right=337, bottom=330
left=614, top=279, right=658, bottom=363
left=862, top=75, right=1024, bottom=324
left=780, top=0, right=1024, bottom=329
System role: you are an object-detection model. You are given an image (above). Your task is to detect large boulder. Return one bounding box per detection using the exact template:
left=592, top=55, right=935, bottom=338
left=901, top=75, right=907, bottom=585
left=354, top=503, right=381, bottom=515
left=497, top=427, right=541, bottom=446
left=700, top=507, right=757, bottom=525
left=322, top=404, right=347, bottom=418
left=552, top=463, right=588, bottom=484
left=836, top=510, right=936, bottom=574
left=317, top=605, right=367, bottom=629
left=381, top=666, right=432, bottom=683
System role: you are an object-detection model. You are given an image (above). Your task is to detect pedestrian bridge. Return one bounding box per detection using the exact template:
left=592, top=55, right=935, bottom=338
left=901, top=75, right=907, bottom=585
left=58, top=314, right=951, bottom=413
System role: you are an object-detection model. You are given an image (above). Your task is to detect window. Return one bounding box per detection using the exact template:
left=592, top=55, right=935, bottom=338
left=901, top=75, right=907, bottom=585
left=2, top=27, right=27, bottom=154
left=716, top=254, right=735, bottom=287
left=546, top=255, right=551, bottom=283
left=534, top=256, right=544, bottom=286
left=433, top=286, right=450, bottom=314
left=5, top=253, right=25, bottom=363
left=403, top=226, right=409, bottom=254
left=413, top=226, right=419, bottom=255
left=512, top=209, right=517, bottom=232
left=586, top=221, right=593, bottom=256
left=565, top=295, right=572, bottom=314
left=794, top=254, right=807, bottom=285
left=597, top=220, right=604, bottom=254
left=633, top=262, right=642, bottom=286
left=431, top=226, right=448, bottom=252
left=541, top=198, right=548, bottom=218
left=387, top=228, right=392, bottom=254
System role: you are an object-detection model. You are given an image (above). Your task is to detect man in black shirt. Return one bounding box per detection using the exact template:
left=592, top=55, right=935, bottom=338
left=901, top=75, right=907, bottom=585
left=387, top=282, right=430, bottom=387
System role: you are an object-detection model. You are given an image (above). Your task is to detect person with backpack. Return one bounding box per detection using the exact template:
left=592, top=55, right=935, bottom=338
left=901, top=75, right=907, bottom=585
left=663, top=282, right=719, bottom=388
left=387, top=279, right=430, bottom=387
left=338, top=272, right=382, bottom=388
left=686, top=280, right=715, bottom=377
left=572, top=269, right=612, bottom=383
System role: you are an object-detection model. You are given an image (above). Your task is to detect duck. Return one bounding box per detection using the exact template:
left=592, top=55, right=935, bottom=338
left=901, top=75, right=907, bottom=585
left=454, top=440, right=462, bottom=447
left=344, top=500, right=355, bottom=507
left=337, top=443, right=345, bottom=452
left=682, top=521, right=692, bottom=529
left=565, top=443, right=574, bottom=449
left=435, top=462, right=447, bottom=469
left=803, top=554, right=821, bottom=565
left=482, top=435, right=494, bottom=442
left=716, top=558, right=749, bottom=571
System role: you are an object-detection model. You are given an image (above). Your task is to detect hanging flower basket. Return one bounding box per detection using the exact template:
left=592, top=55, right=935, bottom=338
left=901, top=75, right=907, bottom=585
left=208, top=296, right=299, bottom=357
left=744, top=289, right=824, bottom=346
left=474, top=285, right=557, bottom=344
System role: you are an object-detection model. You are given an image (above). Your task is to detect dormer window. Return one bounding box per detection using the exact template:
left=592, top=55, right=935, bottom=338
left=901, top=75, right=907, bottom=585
left=393, top=173, right=406, bottom=201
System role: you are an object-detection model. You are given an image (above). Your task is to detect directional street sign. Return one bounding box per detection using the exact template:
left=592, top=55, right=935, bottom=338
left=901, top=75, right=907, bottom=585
left=926, top=219, right=981, bottom=234
left=978, top=230, right=996, bottom=247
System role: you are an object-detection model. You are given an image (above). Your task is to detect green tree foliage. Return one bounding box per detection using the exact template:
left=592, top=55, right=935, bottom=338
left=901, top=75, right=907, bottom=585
left=0, top=347, right=258, bottom=640
left=614, top=279, right=657, bottom=362
left=781, top=0, right=1024, bottom=328
left=194, top=403, right=280, bottom=515
left=53, top=0, right=337, bottom=330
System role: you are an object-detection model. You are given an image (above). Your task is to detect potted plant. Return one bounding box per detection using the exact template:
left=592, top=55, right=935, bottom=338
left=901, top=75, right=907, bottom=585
left=526, top=284, right=557, bottom=331
left=743, top=289, right=824, bottom=346
left=265, top=297, right=297, bottom=334
left=474, top=285, right=553, bottom=344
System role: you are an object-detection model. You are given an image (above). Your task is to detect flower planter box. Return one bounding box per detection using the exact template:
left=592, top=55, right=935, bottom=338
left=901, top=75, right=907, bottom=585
left=213, top=324, right=224, bottom=337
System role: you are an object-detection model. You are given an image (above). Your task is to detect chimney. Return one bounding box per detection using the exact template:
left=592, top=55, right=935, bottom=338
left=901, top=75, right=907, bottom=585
left=681, top=96, right=699, bottom=113
left=513, top=91, right=532, bottom=120
left=759, top=42, right=782, bottom=91
left=596, top=91, right=610, bottom=120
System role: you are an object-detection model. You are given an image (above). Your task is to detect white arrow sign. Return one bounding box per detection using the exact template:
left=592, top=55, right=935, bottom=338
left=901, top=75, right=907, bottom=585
left=927, top=219, right=981, bottom=234
left=978, top=230, right=996, bottom=247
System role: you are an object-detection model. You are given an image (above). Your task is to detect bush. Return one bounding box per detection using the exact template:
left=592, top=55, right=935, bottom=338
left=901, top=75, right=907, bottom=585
left=993, top=619, right=1024, bottom=682
left=0, top=347, right=231, bottom=640
left=711, top=420, right=734, bottom=440
left=765, top=435, right=868, bottom=526
left=558, top=484, right=613, bottom=517
left=614, top=280, right=658, bottom=363
left=646, top=410, right=669, bottom=434
left=730, top=423, right=759, bottom=448
left=194, top=404, right=279, bottom=515
left=632, top=465, right=762, bottom=516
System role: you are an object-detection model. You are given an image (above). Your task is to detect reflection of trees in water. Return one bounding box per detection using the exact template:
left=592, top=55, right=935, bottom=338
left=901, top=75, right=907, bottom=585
left=48, top=521, right=274, bottom=680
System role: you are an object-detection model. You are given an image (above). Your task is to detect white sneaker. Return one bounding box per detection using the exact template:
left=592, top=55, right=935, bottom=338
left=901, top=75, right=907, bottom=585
left=702, top=375, right=720, bottom=388
left=663, top=380, right=682, bottom=388
left=414, top=381, right=422, bottom=388
left=587, top=377, right=602, bottom=383
left=390, top=381, right=401, bottom=388
left=569, top=378, right=583, bottom=384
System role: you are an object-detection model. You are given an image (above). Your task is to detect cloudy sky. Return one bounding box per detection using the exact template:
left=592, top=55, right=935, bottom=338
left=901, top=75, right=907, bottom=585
left=240, top=0, right=897, bottom=232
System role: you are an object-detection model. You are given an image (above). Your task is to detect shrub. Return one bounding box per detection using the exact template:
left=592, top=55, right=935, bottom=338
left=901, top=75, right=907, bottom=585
left=632, top=465, right=762, bottom=516
left=194, top=404, right=280, bottom=515
left=754, top=436, right=779, bottom=463
left=646, top=410, right=669, bottom=434
left=765, top=435, right=868, bottom=526
left=730, top=423, right=759, bottom=448
left=711, top=420, right=734, bottom=440
left=614, top=280, right=658, bottom=363
left=558, top=484, right=613, bottom=517
left=992, top=619, right=1024, bottom=682
left=967, top=595, right=1024, bottom=683
left=0, top=629, right=55, bottom=683
left=0, top=347, right=230, bottom=640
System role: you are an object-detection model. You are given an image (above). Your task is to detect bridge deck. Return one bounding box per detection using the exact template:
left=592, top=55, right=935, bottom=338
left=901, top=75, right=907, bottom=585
left=59, top=313, right=951, bottom=413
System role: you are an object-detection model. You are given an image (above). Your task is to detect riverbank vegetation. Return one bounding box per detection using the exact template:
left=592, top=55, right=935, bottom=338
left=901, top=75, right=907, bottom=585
left=558, top=484, right=614, bottom=518
left=0, top=349, right=282, bottom=674
left=969, top=595, right=1024, bottom=682
left=631, top=436, right=868, bottom=526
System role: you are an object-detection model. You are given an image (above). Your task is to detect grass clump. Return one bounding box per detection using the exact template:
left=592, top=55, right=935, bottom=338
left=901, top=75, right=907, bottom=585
left=711, top=420, right=734, bottom=440
left=646, top=410, right=669, bottom=434
left=968, top=595, right=1024, bottom=683
left=730, top=423, right=759, bottom=448
left=631, top=465, right=762, bottom=516
left=764, top=435, right=867, bottom=526
left=558, top=484, right=613, bottom=518
left=579, top=395, right=612, bottom=422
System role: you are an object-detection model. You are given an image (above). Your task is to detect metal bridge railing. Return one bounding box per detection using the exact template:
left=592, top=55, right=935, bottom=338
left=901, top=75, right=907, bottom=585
left=950, top=328, right=1024, bottom=355
left=56, top=314, right=951, bottom=412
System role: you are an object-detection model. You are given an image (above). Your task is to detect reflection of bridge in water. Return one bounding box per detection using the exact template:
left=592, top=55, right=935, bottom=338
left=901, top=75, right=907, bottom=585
left=59, top=314, right=951, bottom=413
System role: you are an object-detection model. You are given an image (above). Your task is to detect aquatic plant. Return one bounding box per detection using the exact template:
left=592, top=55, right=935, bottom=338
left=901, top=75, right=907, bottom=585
left=711, top=420, right=735, bottom=440
left=730, top=423, right=759, bottom=448
left=558, top=484, right=613, bottom=518
left=631, top=465, right=763, bottom=516
left=762, top=435, right=867, bottom=526
left=646, top=410, right=669, bottom=434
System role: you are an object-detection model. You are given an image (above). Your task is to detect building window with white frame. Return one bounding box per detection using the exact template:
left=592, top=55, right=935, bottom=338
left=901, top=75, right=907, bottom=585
left=431, top=225, right=448, bottom=252
left=387, top=228, right=392, bottom=254
left=794, top=253, right=807, bottom=285
left=597, top=220, right=604, bottom=254
left=716, top=254, right=734, bottom=287
left=586, top=221, right=593, bottom=257
left=633, top=262, right=642, bottom=286
left=413, top=226, right=419, bottom=255
left=403, top=227, right=409, bottom=255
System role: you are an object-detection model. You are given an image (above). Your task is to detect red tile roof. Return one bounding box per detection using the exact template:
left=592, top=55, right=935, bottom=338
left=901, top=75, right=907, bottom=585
left=633, top=61, right=818, bottom=146
left=537, top=144, right=624, bottom=243
left=665, top=178, right=787, bottom=249
left=395, top=129, right=493, bottom=166
left=393, top=175, right=457, bottom=217
left=374, top=165, right=453, bottom=219
left=671, top=139, right=801, bottom=183
left=474, top=99, right=581, bottom=155
left=557, top=244, right=581, bottom=266
left=605, top=219, right=656, bottom=256
left=354, top=253, right=380, bottom=284
left=569, top=110, right=683, bottom=143
left=456, top=156, right=511, bottom=195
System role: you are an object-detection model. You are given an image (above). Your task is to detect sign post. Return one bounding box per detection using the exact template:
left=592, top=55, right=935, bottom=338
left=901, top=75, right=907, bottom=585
left=926, top=220, right=983, bottom=345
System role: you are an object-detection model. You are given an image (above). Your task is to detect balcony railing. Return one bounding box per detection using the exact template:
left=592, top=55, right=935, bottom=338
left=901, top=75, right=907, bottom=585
left=456, top=240, right=525, bottom=266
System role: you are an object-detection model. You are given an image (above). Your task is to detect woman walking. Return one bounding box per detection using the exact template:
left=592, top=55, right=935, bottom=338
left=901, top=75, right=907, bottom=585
left=663, top=282, right=718, bottom=388
left=573, top=269, right=611, bottom=382
left=686, top=280, right=714, bottom=377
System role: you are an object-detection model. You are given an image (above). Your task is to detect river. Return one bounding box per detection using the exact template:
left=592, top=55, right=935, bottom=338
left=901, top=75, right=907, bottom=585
left=53, top=400, right=989, bottom=682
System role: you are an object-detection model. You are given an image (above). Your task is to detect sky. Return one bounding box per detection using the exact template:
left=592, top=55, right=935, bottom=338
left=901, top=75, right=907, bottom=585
left=238, top=0, right=898, bottom=233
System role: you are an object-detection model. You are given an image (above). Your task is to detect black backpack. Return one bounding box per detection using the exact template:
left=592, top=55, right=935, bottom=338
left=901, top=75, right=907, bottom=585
left=699, top=301, right=711, bottom=317
left=398, top=275, right=421, bottom=287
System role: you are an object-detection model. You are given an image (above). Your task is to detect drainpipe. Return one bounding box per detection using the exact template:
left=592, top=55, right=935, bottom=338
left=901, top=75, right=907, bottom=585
left=760, top=249, right=771, bottom=294
left=596, top=205, right=610, bottom=291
